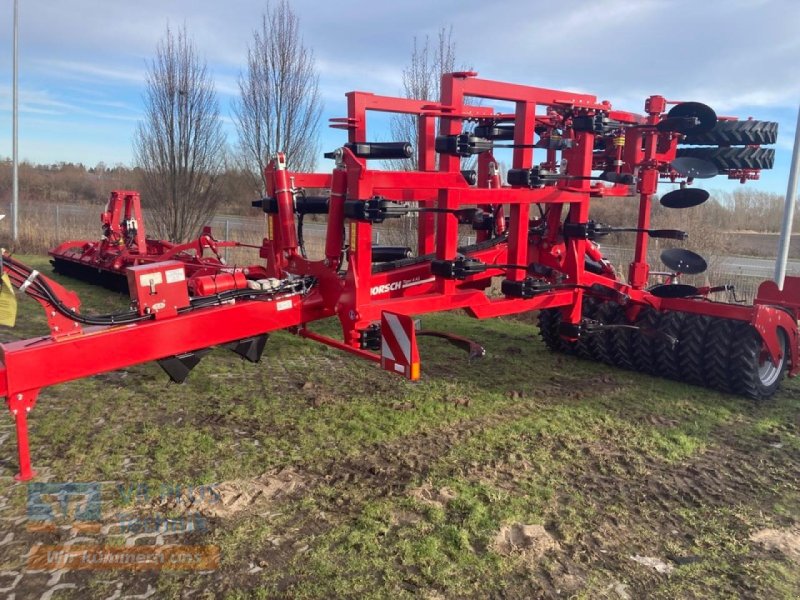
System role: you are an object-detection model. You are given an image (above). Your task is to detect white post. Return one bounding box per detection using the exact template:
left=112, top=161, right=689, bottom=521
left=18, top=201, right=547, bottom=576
left=775, top=104, right=800, bottom=289
left=12, top=0, right=19, bottom=241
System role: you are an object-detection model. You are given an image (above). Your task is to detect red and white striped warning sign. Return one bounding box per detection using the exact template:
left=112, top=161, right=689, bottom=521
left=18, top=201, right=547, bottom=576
left=380, top=311, right=420, bottom=380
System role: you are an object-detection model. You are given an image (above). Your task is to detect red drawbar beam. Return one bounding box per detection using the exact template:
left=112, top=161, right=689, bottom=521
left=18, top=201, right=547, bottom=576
left=0, top=296, right=307, bottom=397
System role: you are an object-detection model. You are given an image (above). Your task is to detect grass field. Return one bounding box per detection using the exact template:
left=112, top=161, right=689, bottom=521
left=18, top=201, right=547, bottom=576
left=0, top=256, right=799, bottom=599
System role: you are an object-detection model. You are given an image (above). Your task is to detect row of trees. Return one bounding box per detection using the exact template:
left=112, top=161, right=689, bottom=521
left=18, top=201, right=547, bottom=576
left=136, top=1, right=458, bottom=241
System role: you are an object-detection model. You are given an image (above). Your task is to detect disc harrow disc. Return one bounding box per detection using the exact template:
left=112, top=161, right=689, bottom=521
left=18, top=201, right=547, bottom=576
left=670, top=157, right=718, bottom=179
left=661, top=248, right=708, bottom=274
left=664, top=102, right=717, bottom=134
left=660, top=188, right=709, bottom=209
left=649, top=283, right=700, bottom=298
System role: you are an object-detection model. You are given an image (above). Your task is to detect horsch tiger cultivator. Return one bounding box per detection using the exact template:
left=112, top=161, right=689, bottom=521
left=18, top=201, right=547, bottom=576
left=1, top=71, right=795, bottom=481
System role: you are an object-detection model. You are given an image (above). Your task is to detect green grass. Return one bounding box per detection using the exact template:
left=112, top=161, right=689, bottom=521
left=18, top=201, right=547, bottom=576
left=0, top=255, right=798, bottom=599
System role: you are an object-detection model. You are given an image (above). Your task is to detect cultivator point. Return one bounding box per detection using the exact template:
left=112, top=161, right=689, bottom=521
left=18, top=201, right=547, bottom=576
left=1, top=71, right=795, bottom=480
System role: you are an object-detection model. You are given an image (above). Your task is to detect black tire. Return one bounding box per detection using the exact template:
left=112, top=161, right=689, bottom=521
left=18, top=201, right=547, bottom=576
left=703, top=318, right=735, bottom=393
left=655, top=312, right=684, bottom=380
left=729, top=322, right=788, bottom=401
left=538, top=298, right=598, bottom=356
left=676, top=147, right=774, bottom=172
left=574, top=298, right=599, bottom=359
left=632, top=307, right=661, bottom=375
left=681, top=120, right=778, bottom=146
left=538, top=308, right=565, bottom=352
left=677, top=314, right=712, bottom=387
left=589, top=302, right=620, bottom=365
left=610, top=307, right=636, bottom=371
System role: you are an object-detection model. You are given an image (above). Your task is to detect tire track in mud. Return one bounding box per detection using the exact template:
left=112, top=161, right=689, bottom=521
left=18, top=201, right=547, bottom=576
left=186, top=376, right=624, bottom=595
left=539, top=424, right=800, bottom=598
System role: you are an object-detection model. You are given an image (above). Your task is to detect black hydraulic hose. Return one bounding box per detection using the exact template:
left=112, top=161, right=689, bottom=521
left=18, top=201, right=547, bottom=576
left=3, top=255, right=315, bottom=326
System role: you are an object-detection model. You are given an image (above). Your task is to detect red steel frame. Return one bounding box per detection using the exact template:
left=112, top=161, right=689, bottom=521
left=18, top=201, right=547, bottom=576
left=2, top=72, right=796, bottom=481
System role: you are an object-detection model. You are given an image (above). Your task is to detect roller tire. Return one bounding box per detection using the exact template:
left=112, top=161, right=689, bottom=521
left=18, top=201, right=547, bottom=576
left=632, top=307, right=662, bottom=376
left=681, top=119, right=778, bottom=146
left=703, top=318, right=735, bottom=393
left=589, top=302, right=620, bottom=365
left=676, top=146, right=774, bottom=172
left=729, top=322, right=788, bottom=401
left=655, top=312, right=684, bottom=380
left=677, top=314, right=712, bottom=387
left=574, top=298, right=599, bottom=359
left=610, top=308, right=636, bottom=371
left=538, top=308, right=566, bottom=352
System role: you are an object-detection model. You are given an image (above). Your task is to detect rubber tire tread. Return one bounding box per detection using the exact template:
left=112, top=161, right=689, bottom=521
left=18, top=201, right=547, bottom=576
left=681, top=120, right=778, bottom=146
left=728, top=321, right=786, bottom=401
left=676, top=147, right=774, bottom=172
left=538, top=308, right=565, bottom=352
left=589, top=302, right=620, bottom=366
left=655, top=311, right=684, bottom=380
left=574, top=298, right=599, bottom=359
left=677, top=314, right=711, bottom=386
left=632, top=307, right=661, bottom=376
left=703, top=318, right=734, bottom=393
left=610, top=307, right=636, bottom=371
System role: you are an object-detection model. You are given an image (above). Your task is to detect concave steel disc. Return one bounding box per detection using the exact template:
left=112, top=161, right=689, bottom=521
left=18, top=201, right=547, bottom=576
left=670, top=157, right=718, bottom=179
left=649, top=283, right=700, bottom=298
left=666, top=102, right=717, bottom=134
left=660, top=188, right=710, bottom=209
left=660, top=248, right=708, bottom=274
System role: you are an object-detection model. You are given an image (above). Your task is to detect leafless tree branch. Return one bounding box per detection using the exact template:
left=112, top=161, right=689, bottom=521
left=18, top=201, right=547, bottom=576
left=133, top=25, right=227, bottom=242
left=233, top=0, right=322, bottom=194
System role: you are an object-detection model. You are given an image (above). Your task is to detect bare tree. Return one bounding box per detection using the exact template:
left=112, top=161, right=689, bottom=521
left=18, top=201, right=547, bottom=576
left=389, top=26, right=459, bottom=171
left=134, top=26, right=226, bottom=242
left=234, top=0, right=322, bottom=194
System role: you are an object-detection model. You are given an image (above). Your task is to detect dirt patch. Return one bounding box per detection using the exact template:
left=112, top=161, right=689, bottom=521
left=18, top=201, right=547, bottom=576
left=491, top=523, right=560, bottom=563
left=409, top=484, right=456, bottom=509
left=630, top=554, right=675, bottom=575
left=151, top=467, right=307, bottom=519
left=750, top=527, right=800, bottom=562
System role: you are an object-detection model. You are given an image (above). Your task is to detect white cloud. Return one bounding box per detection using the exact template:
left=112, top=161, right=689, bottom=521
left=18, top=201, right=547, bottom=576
left=0, top=0, right=796, bottom=178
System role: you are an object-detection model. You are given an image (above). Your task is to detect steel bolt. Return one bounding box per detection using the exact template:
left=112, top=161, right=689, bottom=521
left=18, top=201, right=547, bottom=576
left=16, top=393, right=22, bottom=400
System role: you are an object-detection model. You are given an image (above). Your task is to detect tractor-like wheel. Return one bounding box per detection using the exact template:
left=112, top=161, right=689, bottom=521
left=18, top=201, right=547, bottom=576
left=729, top=323, right=788, bottom=401
left=681, top=119, right=778, bottom=146
left=676, top=147, right=774, bottom=172
left=538, top=308, right=568, bottom=352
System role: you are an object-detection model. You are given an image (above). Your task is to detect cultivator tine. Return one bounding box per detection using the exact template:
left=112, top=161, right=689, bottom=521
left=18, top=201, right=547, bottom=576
left=223, top=334, right=269, bottom=363
left=157, top=348, right=213, bottom=383
left=659, top=188, right=710, bottom=209
left=660, top=248, right=708, bottom=274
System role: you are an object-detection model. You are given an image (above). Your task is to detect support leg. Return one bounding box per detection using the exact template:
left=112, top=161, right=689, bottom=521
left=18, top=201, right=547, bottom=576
left=14, top=409, right=35, bottom=481
left=7, top=389, right=39, bottom=481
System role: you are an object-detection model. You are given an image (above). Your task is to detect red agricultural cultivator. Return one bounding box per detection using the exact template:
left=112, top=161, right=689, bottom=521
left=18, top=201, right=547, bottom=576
left=49, top=190, right=265, bottom=292
left=1, top=71, right=794, bottom=481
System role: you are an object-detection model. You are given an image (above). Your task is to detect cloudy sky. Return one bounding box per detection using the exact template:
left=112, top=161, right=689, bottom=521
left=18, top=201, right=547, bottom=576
left=0, top=0, right=798, bottom=195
